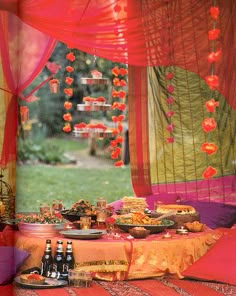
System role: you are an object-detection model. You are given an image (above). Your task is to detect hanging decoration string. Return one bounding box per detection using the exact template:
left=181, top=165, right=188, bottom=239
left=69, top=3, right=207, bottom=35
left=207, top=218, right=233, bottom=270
left=109, top=65, right=128, bottom=167
left=62, top=47, right=75, bottom=133
left=201, top=1, right=220, bottom=179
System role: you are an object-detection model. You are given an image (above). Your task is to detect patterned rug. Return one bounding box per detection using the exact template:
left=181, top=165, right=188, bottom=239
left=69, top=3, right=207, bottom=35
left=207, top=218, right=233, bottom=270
left=1, top=278, right=235, bottom=296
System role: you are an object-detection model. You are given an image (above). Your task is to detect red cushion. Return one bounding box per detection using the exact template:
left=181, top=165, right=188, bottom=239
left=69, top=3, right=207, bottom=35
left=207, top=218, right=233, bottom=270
left=2, top=226, right=14, bottom=246
left=182, top=229, right=236, bottom=285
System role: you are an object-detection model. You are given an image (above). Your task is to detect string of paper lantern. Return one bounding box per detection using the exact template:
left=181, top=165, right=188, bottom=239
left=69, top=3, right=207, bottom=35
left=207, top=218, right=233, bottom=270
left=62, top=48, right=75, bottom=133
left=109, top=65, right=128, bottom=167
left=165, top=70, right=175, bottom=144
left=201, top=2, right=220, bottom=180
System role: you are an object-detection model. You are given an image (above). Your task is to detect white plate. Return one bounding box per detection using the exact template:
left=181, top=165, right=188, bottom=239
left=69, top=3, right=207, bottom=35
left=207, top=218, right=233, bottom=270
left=14, top=276, right=68, bottom=289
left=60, top=229, right=105, bottom=239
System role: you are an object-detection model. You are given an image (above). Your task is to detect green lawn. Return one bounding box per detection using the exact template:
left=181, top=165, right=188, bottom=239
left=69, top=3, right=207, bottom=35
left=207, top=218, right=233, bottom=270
left=16, top=164, right=134, bottom=212
left=44, top=137, right=88, bottom=151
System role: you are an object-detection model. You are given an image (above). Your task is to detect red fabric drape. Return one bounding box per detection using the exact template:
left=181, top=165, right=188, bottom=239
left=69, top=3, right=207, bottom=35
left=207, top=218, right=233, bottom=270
left=0, top=0, right=234, bottom=110
left=0, top=11, right=56, bottom=167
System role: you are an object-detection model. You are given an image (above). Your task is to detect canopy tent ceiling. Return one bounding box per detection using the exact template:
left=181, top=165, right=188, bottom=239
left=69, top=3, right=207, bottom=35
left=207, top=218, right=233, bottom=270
left=0, top=0, right=235, bottom=202
left=0, top=0, right=235, bottom=108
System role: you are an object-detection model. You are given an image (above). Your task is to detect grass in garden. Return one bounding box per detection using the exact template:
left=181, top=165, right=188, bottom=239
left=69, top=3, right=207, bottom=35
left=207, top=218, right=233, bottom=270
left=16, top=136, right=133, bottom=212
left=16, top=164, right=133, bottom=212
left=44, top=136, right=88, bottom=151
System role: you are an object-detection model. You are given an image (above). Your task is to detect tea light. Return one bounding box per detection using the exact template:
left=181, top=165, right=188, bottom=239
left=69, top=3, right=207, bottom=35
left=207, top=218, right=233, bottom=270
left=163, top=232, right=172, bottom=238
left=66, top=223, right=73, bottom=230
left=176, top=226, right=188, bottom=235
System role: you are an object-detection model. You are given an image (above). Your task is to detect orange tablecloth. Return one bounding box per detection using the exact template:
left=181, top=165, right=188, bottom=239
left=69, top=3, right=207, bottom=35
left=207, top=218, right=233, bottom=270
left=14, top=229, right=221, bottom=281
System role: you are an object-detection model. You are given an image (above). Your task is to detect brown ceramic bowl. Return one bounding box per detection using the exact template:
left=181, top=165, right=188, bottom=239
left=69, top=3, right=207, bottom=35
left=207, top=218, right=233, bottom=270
left=184, top=221, right=205, bottom=232
left=129, top=227, right=150, bottom=238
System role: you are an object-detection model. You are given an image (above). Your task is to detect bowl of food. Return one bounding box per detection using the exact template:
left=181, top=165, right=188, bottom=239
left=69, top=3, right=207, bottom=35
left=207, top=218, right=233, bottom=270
left=115, top=212, right=175, bottom=234
left=61, top=199, right=96, bottom=222
left=16, top=213, right=65, bottom=238
left=184, top=221, right=205, bottom=232
left=129, top=227, right=150, bottom=238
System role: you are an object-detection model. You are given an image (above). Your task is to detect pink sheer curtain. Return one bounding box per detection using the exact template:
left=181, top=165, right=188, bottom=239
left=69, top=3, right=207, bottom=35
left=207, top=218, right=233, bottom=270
left=0, top=11, right=56, bottom=167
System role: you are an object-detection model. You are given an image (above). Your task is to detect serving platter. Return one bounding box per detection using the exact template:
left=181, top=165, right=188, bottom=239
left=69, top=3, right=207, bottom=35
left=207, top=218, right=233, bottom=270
left=60, top=229, right=105, bottom=240
left=115, top=219, right=175, bottom=234
left=14, top=276, right=68, bottom=289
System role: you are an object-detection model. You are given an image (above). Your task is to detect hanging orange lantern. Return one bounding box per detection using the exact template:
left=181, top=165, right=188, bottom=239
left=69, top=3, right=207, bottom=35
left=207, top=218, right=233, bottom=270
left=201, top=142, right=218, bottom=155
left=62, top=123, right=72, bottom=133
left=202, top=118, right=217, bottom=133
left=208, top=28, right=220, bottom=40
left=205, top=99, right=219, bottom=113
left=202, top=166, right=217, bottom=179
left=49, top=79, right=59, bottom=94
left=20, top=106, right=29, bottom=123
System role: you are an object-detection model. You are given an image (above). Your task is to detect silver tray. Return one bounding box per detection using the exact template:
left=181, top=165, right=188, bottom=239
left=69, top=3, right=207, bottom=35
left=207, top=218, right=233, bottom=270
left=77, top=104, right=111, bottom=112
left=80, top=77, right=109, bottom=85
left=14, top=276, right=68, bottom=289
left=73, top=130, right=113, bottom=138
left=60, top=229, right=105, bottom=240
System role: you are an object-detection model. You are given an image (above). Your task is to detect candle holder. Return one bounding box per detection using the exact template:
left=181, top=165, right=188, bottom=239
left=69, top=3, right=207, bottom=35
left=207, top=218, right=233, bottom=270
left=176, top=226, right=188, bottom=235
left=162, top=232, right=173, bottom=239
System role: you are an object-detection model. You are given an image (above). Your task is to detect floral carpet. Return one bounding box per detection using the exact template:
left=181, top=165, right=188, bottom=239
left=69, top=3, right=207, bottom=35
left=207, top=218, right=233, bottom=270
left=1, top=278, right=235, bottom=296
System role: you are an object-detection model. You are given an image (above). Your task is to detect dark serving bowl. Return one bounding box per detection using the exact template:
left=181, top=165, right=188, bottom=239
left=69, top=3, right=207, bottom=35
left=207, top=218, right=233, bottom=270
left=61, top=210, right=96, bottom=223
left=115, top=219, right=175, bottom=234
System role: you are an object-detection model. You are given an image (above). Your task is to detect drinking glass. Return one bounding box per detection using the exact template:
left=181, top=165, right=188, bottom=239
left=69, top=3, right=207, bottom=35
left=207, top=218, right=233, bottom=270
left=51, top=199, right=63, bottom=215
left=68, top=269, right=92, bottom=288
left=40, top=203, right=51, bottom=215
left=80, top=216, right=91, bottom=230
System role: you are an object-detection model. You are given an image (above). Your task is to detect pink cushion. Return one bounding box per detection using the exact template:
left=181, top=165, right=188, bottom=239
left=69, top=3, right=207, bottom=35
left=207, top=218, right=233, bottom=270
left=182, top=229, right=236, bottom=285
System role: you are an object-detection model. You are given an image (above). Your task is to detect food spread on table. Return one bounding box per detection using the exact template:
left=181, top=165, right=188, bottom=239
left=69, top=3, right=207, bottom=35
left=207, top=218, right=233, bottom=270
left=155, top=204, right=200, bottom=228
left=20, top=274, right=46, bottom=285
left=156, top=204, right=196, bottom=215
left=121, top=196, right=148, bottom=213
left=67, top=199, right=96, bottom=216
left=116, top=212, right=164, bottom=225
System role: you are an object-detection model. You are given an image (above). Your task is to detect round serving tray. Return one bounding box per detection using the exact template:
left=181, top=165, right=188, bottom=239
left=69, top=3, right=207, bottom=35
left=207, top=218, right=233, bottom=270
left=115, top=219, right=175, bottom=234
left=80, top=77, right=109, bottom=85
left=14, top=276, right=67, bottom=289
left=60, top=229, right=105, bottom=240
left=18, top=222, right=64, bottom=238
left=77, top=104, right=111, bottom=112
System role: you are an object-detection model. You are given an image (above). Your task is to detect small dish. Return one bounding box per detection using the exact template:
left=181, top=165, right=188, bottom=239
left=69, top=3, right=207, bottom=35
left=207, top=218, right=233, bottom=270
left=184, top=221, right=205, bottom=232
left=129, top=227, right=150, bottom=239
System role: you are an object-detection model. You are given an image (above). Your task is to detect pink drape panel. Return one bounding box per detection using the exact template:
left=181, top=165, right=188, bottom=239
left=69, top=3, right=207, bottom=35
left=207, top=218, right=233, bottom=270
left=0, top=11, right=56, bottom=167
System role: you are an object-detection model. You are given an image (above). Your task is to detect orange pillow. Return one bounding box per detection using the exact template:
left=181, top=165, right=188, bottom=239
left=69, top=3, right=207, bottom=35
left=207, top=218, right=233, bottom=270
left=182, top=229, right=236, bottom=285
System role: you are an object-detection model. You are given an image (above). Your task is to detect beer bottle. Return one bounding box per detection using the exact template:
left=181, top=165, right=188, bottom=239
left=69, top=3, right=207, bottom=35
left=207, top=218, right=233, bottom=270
left=53, top=240, right=65, bottom=273
left=64, top=240, right=75, bottom=272
left=41, top=239, right=53, bottom=276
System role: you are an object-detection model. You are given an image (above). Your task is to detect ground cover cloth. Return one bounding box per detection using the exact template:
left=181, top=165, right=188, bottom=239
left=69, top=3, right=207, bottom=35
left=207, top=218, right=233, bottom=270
left=3, top=278, right=235, bottom=296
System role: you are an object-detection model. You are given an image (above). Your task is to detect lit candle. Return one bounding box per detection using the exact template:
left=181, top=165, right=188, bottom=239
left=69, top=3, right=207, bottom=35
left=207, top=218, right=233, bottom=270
left=163, top=232, right=172, bottom=238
